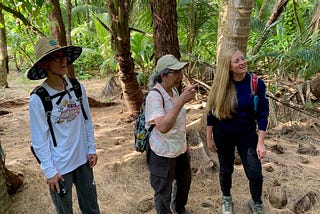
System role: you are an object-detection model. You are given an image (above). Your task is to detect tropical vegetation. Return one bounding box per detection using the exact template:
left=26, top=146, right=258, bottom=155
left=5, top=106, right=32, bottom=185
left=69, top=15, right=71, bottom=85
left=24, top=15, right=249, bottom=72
left=1, top=0, right=320, bottom=210
left=0, top=0, right=318, bottom=81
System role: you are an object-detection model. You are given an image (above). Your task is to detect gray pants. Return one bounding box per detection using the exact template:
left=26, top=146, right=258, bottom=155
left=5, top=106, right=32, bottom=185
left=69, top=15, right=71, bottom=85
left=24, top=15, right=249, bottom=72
left=147, top=149, right=191, bottom=214
left=49, top=162, right=100, bottom=214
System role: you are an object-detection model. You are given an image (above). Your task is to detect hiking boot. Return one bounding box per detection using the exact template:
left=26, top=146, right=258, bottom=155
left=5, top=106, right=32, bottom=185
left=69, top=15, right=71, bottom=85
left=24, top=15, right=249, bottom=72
left=221, top=196, right=233, bottom=214
left=248, top=199, right=264, bottom=214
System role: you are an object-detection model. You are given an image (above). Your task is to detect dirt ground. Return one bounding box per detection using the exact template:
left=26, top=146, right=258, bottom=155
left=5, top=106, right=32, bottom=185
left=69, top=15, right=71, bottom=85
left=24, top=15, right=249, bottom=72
left=1, top=72, right=320, bottom=214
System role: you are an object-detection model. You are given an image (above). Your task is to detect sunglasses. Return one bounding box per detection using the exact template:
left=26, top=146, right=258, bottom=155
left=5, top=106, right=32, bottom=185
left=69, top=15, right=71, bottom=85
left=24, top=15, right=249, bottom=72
left=46, top=52, right=67, bottom=63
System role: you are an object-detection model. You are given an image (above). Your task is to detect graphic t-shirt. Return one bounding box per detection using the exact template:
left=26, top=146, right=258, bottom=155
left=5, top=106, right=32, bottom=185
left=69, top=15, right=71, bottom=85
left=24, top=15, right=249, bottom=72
left=29, top=78, right=96, bottom=178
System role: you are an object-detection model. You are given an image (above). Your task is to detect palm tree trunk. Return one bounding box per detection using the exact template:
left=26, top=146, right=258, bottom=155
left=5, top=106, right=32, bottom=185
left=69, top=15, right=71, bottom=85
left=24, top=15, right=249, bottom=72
left=47, top=0, right=67, bottom=45
left=0, top=164, right=12, bottom=213
left=150, top=0, right=181, bottom=61
left=47, top=0, right=76, bottom=77
left=107, top=0, right=143, bottom=117
left=0, top=8, right=8, bottom=88
left=66, top=0, right=72, bottom=46
left=222, top=0, right=254, bottom=56
left=216, top=0, right=229, bottom=60
left=0, top=143, right=12, bottom=214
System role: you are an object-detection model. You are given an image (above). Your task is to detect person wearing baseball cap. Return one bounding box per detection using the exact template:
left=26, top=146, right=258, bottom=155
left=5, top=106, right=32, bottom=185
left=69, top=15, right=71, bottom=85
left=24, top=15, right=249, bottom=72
left=28, top=37, right=100, bottom=213
left=145, top=54, right=198, bottom=214
left=148, top=54, right=188, bottom=90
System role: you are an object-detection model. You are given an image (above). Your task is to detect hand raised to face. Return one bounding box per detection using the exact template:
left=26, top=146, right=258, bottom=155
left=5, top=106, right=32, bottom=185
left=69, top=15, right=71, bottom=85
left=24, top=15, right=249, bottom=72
left=180, top=84, right=198, bottom=104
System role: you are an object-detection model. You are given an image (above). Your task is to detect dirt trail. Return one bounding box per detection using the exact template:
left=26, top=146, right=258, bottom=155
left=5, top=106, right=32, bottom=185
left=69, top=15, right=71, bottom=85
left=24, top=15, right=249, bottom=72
left=1, top=72, right=320, bottom=214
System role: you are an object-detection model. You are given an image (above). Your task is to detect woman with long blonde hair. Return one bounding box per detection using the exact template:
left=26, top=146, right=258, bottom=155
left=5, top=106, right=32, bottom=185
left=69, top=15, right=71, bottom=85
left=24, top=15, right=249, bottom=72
left=206, top=47, right=269, bottom=214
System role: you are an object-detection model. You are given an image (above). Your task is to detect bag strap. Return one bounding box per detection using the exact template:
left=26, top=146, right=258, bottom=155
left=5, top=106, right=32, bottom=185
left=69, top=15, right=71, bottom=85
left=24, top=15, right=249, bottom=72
left=31, top=78, right=88, bottom=147
left=148, top=88, right=165, bottom=133
left=251, top=73, right=258, bottom=95
left=250, top=73, right=259, bottom=113
left=150, top=88, right=164, bottom=106
left=69, top=77, right=88, bottom=120
left=31, top=86, right=58, bottom=147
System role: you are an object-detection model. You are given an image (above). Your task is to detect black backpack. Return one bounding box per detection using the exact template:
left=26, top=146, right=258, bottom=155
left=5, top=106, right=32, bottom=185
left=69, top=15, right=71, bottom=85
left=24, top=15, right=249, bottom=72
left=30, top=77, right=88, bottom=163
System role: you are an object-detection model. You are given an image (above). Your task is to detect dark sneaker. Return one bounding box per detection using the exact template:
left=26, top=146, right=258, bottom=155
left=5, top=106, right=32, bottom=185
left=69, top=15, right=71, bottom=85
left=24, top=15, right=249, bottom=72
left=222, top=196, right=233, bottom=214
left=171, top=209, right=189, bottom=214
left=248, top=199, right=264, bottom=214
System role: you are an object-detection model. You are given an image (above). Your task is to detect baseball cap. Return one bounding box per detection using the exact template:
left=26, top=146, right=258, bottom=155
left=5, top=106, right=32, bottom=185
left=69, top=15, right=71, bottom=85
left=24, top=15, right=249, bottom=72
left=155, top=54, right=187, bottom=73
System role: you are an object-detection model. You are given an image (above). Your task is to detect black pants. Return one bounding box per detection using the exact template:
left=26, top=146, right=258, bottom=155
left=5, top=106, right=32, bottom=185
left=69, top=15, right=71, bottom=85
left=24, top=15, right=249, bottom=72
left=214, top=130, right=263, bottom=204
left=147, top=147, right=191, bottom=214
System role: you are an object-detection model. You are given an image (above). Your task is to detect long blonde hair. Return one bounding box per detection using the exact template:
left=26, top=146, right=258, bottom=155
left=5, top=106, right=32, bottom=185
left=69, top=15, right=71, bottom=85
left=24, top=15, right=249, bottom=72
left=206, top=47, right=239, bottom=119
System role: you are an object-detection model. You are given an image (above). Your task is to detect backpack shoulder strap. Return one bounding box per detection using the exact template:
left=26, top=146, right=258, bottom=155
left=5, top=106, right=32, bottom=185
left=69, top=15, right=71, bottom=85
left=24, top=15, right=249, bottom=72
left=31, top=86, right=52, bottom=113
left=150, top=88, right=164, bottom=108
left=31, top=86, right=58, bottom=147
left=251, top=73, right=258, bottom=95
left=68, top=77, right=88, bottom=120
left=146, top=88, right=165, bottom=132
left=68, top=77, right=82, bottom=98
left=250, top=73, right=259, bottom=113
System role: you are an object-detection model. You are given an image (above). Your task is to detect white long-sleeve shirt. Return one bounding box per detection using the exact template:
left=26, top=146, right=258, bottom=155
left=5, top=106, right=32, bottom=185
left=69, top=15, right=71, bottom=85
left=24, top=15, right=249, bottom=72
left=29, top=78, right=96, bottom=178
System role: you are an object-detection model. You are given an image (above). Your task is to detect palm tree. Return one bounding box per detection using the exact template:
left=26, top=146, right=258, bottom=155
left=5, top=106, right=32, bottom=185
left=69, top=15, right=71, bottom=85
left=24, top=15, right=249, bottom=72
left=0, top=143, right=12, bottom=214
left=216, top=0, right=229, bottom=60
left=0, top=8, right=8, bottom=88
left=107, top=0, right=144, bottom=117
left=150, top=0, right=181, bottom=61
left=47, top=0, right=76, bottom=78
left=65, top=0, right=72, bottom=46
left=220, top=0, right=254, bottom=56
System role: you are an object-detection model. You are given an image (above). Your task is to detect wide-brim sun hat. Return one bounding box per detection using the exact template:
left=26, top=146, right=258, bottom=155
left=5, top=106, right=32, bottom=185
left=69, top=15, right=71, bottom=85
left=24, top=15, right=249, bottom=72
left=156, top=54, right=188, bottom=73
left=26, top=37, right=82, bottom=80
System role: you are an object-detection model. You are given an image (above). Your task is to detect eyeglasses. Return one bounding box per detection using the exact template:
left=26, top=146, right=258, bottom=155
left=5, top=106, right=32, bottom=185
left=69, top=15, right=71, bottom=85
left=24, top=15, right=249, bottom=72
left=168, top=70, right=183, bottom=75
left=50, top=54, right=67, bottom=63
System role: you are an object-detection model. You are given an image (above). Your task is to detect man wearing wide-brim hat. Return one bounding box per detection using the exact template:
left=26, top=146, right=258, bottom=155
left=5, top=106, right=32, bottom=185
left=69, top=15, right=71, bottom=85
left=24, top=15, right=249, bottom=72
left=28, top=37, right=100, bottom=213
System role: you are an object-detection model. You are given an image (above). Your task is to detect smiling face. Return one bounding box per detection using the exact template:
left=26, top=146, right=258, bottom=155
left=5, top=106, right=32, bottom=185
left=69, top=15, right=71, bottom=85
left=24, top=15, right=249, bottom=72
left=230, top=50, right=247, bottom=77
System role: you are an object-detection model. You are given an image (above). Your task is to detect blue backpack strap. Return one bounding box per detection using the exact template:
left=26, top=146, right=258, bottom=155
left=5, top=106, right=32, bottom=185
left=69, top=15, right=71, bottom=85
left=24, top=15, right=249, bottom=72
left=68, top=77, right=88, bottom=120
left=31, top=86, right=57, bottom=147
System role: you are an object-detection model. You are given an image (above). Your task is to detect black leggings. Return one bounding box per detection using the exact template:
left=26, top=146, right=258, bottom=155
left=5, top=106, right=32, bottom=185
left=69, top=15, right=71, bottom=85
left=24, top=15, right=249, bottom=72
left=214, top=130, right=263, bottom=204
